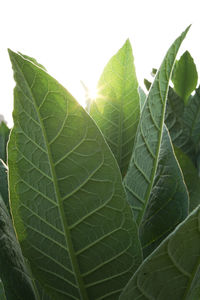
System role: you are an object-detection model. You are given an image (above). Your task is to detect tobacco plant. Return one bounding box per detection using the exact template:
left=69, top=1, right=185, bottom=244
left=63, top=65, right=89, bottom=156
left=0, top=25, right=200, bottom=299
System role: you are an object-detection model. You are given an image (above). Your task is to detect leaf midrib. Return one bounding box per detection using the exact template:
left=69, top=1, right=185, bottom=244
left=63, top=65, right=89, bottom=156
left=137, top=59, right=175, bottom=225
left=15, top=59, right=88, bottom=300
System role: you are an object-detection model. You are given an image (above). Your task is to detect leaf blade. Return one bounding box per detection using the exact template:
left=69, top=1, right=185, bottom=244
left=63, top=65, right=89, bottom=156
left=120, top=205, right=200, bottom=300
left=8, top=50, right=142, bottom=300
left=172, top=50, right=198, bottom=104
left=0, top=195, right=36, bottom=300
left=90, top=39, right=140, bottom=176
left=140, top=125, right=189, bottom=258
left=124, top=26, right=190, bottom=224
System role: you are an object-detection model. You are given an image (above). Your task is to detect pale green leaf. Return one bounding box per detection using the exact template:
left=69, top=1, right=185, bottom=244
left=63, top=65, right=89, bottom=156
left=120, top=205, right=200, bottom=300
left=124, top=27, right=190, bottom=224
left=90, top=39, right=140, bottom=176
left=172, top=50, right=198, bottom=104
left=0, top=195, right=36, bottom=300
left=8, top=50, right=142, bottom=300
left=140, top=125, right=189, bottom=258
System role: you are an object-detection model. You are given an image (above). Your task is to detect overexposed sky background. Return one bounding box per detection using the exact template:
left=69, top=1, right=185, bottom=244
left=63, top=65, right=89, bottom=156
left=1, top=0, right=200, bottom=126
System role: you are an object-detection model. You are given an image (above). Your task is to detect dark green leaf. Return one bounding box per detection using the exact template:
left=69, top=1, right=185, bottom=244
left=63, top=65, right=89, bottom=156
left=124, top=26, right=190, bottom=224
left=183, top=85, right=200, bottom=146
left=143, top=78, right=151, bottom=91
left=172, top=50, right=198, bottom=104
left=8, top=50, right=142, bottom=300
left=0, top=195, right=36, bottom=300
left=174, top=147, right=200, bottom=212
left=165, top=87, right=194, bottom=156
left=120, top=205, right=200, bottom=300
left=0, top=122, right=10, bottom=163
left=90, top=39, right=140, bottom=177
left=0, top=280, right=6, bottom=300
left=0, top=160, right=9, bottom=211
left=140, top=125, right=189, bottom=258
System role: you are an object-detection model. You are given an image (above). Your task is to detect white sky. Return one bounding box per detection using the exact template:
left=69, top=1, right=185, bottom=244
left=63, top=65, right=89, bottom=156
left=1, top=0, right=200, bottom=126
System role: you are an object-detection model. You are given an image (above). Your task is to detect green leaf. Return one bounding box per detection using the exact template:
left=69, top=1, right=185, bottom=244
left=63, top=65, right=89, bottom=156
left=120, top=205, right=200, bottom=300
left=172, top=50, right=198, bottom=104
left=165, top=87, right=185, bottom=146
left=124, top=26, right=190, bottom=224
left=0, top=195, right=36, bottom=300
left=0, top=122, right=10, bottom=163
left=143, top=78, right=151, bottom=91
left=138, top=87, right=146, bottom=111
left=140, top=125, right=189, bottom=258
left=0, top=280, right=6, bottom=300
left=174, top=147, right=200, bottom=212
left=0, top=160, right=9, bottom=211
left=19, top=52, right=47, bottom=71
left=90, top=39, right=140, bottom=177
left=183, top=85, right=200, bottom=146
left=8, top=50, right=142, bottom=300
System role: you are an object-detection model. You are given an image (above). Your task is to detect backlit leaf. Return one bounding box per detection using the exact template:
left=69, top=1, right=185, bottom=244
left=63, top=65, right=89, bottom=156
left=90, top=39, right=140, bottom=177
left=172, top=50, right=198, bottom=104
left=8, top=50, right=142, bottom=300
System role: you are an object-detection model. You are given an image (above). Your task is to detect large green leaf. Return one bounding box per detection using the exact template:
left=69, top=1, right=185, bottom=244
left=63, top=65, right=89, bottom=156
left=174, top=147, right=200, bottom=212
left=8, top=50, right=142, bottom=300
left=139, top=125, right=189, bottom=258
left=90, top=39, right=140, bottom=177
left=172, top=50, right=198, bottom=104
left=124, top=27, right=190, bottom=224
left=120, top=205, right=200, bottom=300
left=0, top=122, right=10, bottom=163
left=0, top=195, right=36, bottom=300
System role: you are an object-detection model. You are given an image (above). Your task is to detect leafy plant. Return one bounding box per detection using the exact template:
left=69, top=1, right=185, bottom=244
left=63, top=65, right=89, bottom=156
left=0, top=25, right=200, bottom=299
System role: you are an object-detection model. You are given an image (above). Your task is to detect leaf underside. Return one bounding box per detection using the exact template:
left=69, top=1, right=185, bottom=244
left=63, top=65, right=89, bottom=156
left=139, top=125, right=189, bottom=258
left=8, top=50, right=142, bottom=300
left=124, top=27, right=190, bottom=225
left=90, top=39, right=140, bottom=177
left=120, top=205, right=200, bottom=300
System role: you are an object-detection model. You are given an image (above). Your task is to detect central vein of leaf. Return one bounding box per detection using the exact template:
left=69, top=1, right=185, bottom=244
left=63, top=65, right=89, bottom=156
left=19, top=65, right=89, bottom=300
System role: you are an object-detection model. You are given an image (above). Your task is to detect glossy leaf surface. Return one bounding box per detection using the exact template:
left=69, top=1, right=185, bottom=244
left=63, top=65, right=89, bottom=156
left=124, top=27, right=189, bottom=224
left=120, top=205, right=200, bottom=300
left=90, top=39, right=140, bottom=176
left=8, top=50, right=142, bottom=300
